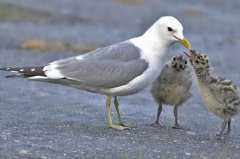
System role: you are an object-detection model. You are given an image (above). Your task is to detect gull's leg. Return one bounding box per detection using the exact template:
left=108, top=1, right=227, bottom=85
left=150, top=103, right=162, bottom=127
left=113, top=96, right=127, bottom=127
left=225, top=119, right=231, bottom=135
left=106, top=96, right=129, bottom=130
left=172, top=105, right=181, bottom=129
left=217, top=119, right=228, bottom=137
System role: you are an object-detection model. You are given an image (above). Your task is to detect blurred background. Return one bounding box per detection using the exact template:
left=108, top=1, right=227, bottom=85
left=0, top=0, right=240, bottom=81
left=0, top=0, right=240, bottom=159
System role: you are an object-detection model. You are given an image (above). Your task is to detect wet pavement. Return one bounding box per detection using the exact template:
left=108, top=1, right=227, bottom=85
left=0, top=0, right=240, bottom=158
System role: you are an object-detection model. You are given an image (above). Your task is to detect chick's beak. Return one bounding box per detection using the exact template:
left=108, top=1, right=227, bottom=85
left=183, top=51, right=193, bottom=63
left=173, top=35, right=192, bottom=49
left=183, top=51, right=191, bottom=58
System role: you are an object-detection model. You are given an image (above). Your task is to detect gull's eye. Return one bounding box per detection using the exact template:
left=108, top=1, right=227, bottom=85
left=167, top=27, right=173, bottom=32
left=173, top=57, right=176, bottom=61
left=184, top=61, right=187, bottom=65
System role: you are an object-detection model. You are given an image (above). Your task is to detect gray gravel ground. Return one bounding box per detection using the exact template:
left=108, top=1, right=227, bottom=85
left=0, top=0, right=240, bottom=158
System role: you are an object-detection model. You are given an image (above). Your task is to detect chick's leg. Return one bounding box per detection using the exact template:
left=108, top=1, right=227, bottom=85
left=172, top=105, right=181, bottom=129
left=217, top=119, right=228, bottom=137
left=150, top=103, right=162, bottom=127
left=225, top=119, right=231, bottom=135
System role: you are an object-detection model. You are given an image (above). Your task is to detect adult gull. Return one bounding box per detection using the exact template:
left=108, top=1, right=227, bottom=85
left=0, top=16, right=191, bottom=130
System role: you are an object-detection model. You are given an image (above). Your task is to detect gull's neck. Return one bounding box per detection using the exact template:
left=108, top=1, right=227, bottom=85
left=130, top=25, right=169, bottom=58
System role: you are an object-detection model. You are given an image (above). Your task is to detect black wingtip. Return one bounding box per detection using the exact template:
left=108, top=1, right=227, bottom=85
left=0, top=67, right=19, bottom=71
left=0, top=67, right=11, bottom=71
left=5, top=74, right=22, bottom=78
left=0, top=66, right=46, bottom=78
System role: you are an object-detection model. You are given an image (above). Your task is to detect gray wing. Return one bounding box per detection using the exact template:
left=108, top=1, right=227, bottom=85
left=46, top=41, right=148, bottom=88
left=84, top=41, right=141, bottom=61
left=56, top=41, right=141, bottom=63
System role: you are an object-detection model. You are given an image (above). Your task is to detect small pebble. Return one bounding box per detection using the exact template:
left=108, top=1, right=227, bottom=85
left=185, top=152, right=191, bottom=156
left=18, top=149, right=30, bottom=155
left=41, top=156, right=48, bottom=159
left=186, top=131, right=196, bottom=136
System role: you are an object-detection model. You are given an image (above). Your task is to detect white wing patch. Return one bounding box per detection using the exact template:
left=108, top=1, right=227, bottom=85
left=28, top=76, right=48, bottom=80
left=75, top=54, right=87, bottom=60
left=41, top=55, right=86, bottom=79
left=43, top=63, right=64, bottom=79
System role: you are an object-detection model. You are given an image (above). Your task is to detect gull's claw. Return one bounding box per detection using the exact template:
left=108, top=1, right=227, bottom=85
left=150, top=122, right=161, bottom=127
left=108, top=124, right=130, bottom=130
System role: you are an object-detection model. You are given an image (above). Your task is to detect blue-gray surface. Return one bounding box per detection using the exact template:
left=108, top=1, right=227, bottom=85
left=0, top=0, right=240, bottom=158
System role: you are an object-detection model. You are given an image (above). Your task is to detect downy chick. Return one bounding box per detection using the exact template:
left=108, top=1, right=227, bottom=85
left=185, top=50, right=240, bottom=137
left=151, top=55, right=192, bottom=128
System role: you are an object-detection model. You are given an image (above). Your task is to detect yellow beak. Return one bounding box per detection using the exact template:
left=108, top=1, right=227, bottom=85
left=173, top=35, right=192, bottom=49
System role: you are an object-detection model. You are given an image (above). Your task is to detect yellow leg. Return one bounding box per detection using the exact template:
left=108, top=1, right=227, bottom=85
left=114, top=96, right=129, bottom=127
left=106, top=96, right=129, bottom=130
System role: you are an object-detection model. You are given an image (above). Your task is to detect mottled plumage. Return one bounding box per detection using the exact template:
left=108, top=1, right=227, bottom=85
left=186, top=50, right=240, bottom=137
left=151, top=55, right=192, bottom=128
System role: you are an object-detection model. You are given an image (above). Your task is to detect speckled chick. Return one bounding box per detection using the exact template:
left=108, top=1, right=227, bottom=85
left=185, top=50, right=240, bottom=137
left=151, top=55, right=192, bottom=128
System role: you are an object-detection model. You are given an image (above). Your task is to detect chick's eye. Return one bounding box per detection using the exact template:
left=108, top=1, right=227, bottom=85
left=167, top=27, right=173, bottom=32
left=184, top=61, right=187, bottom=64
